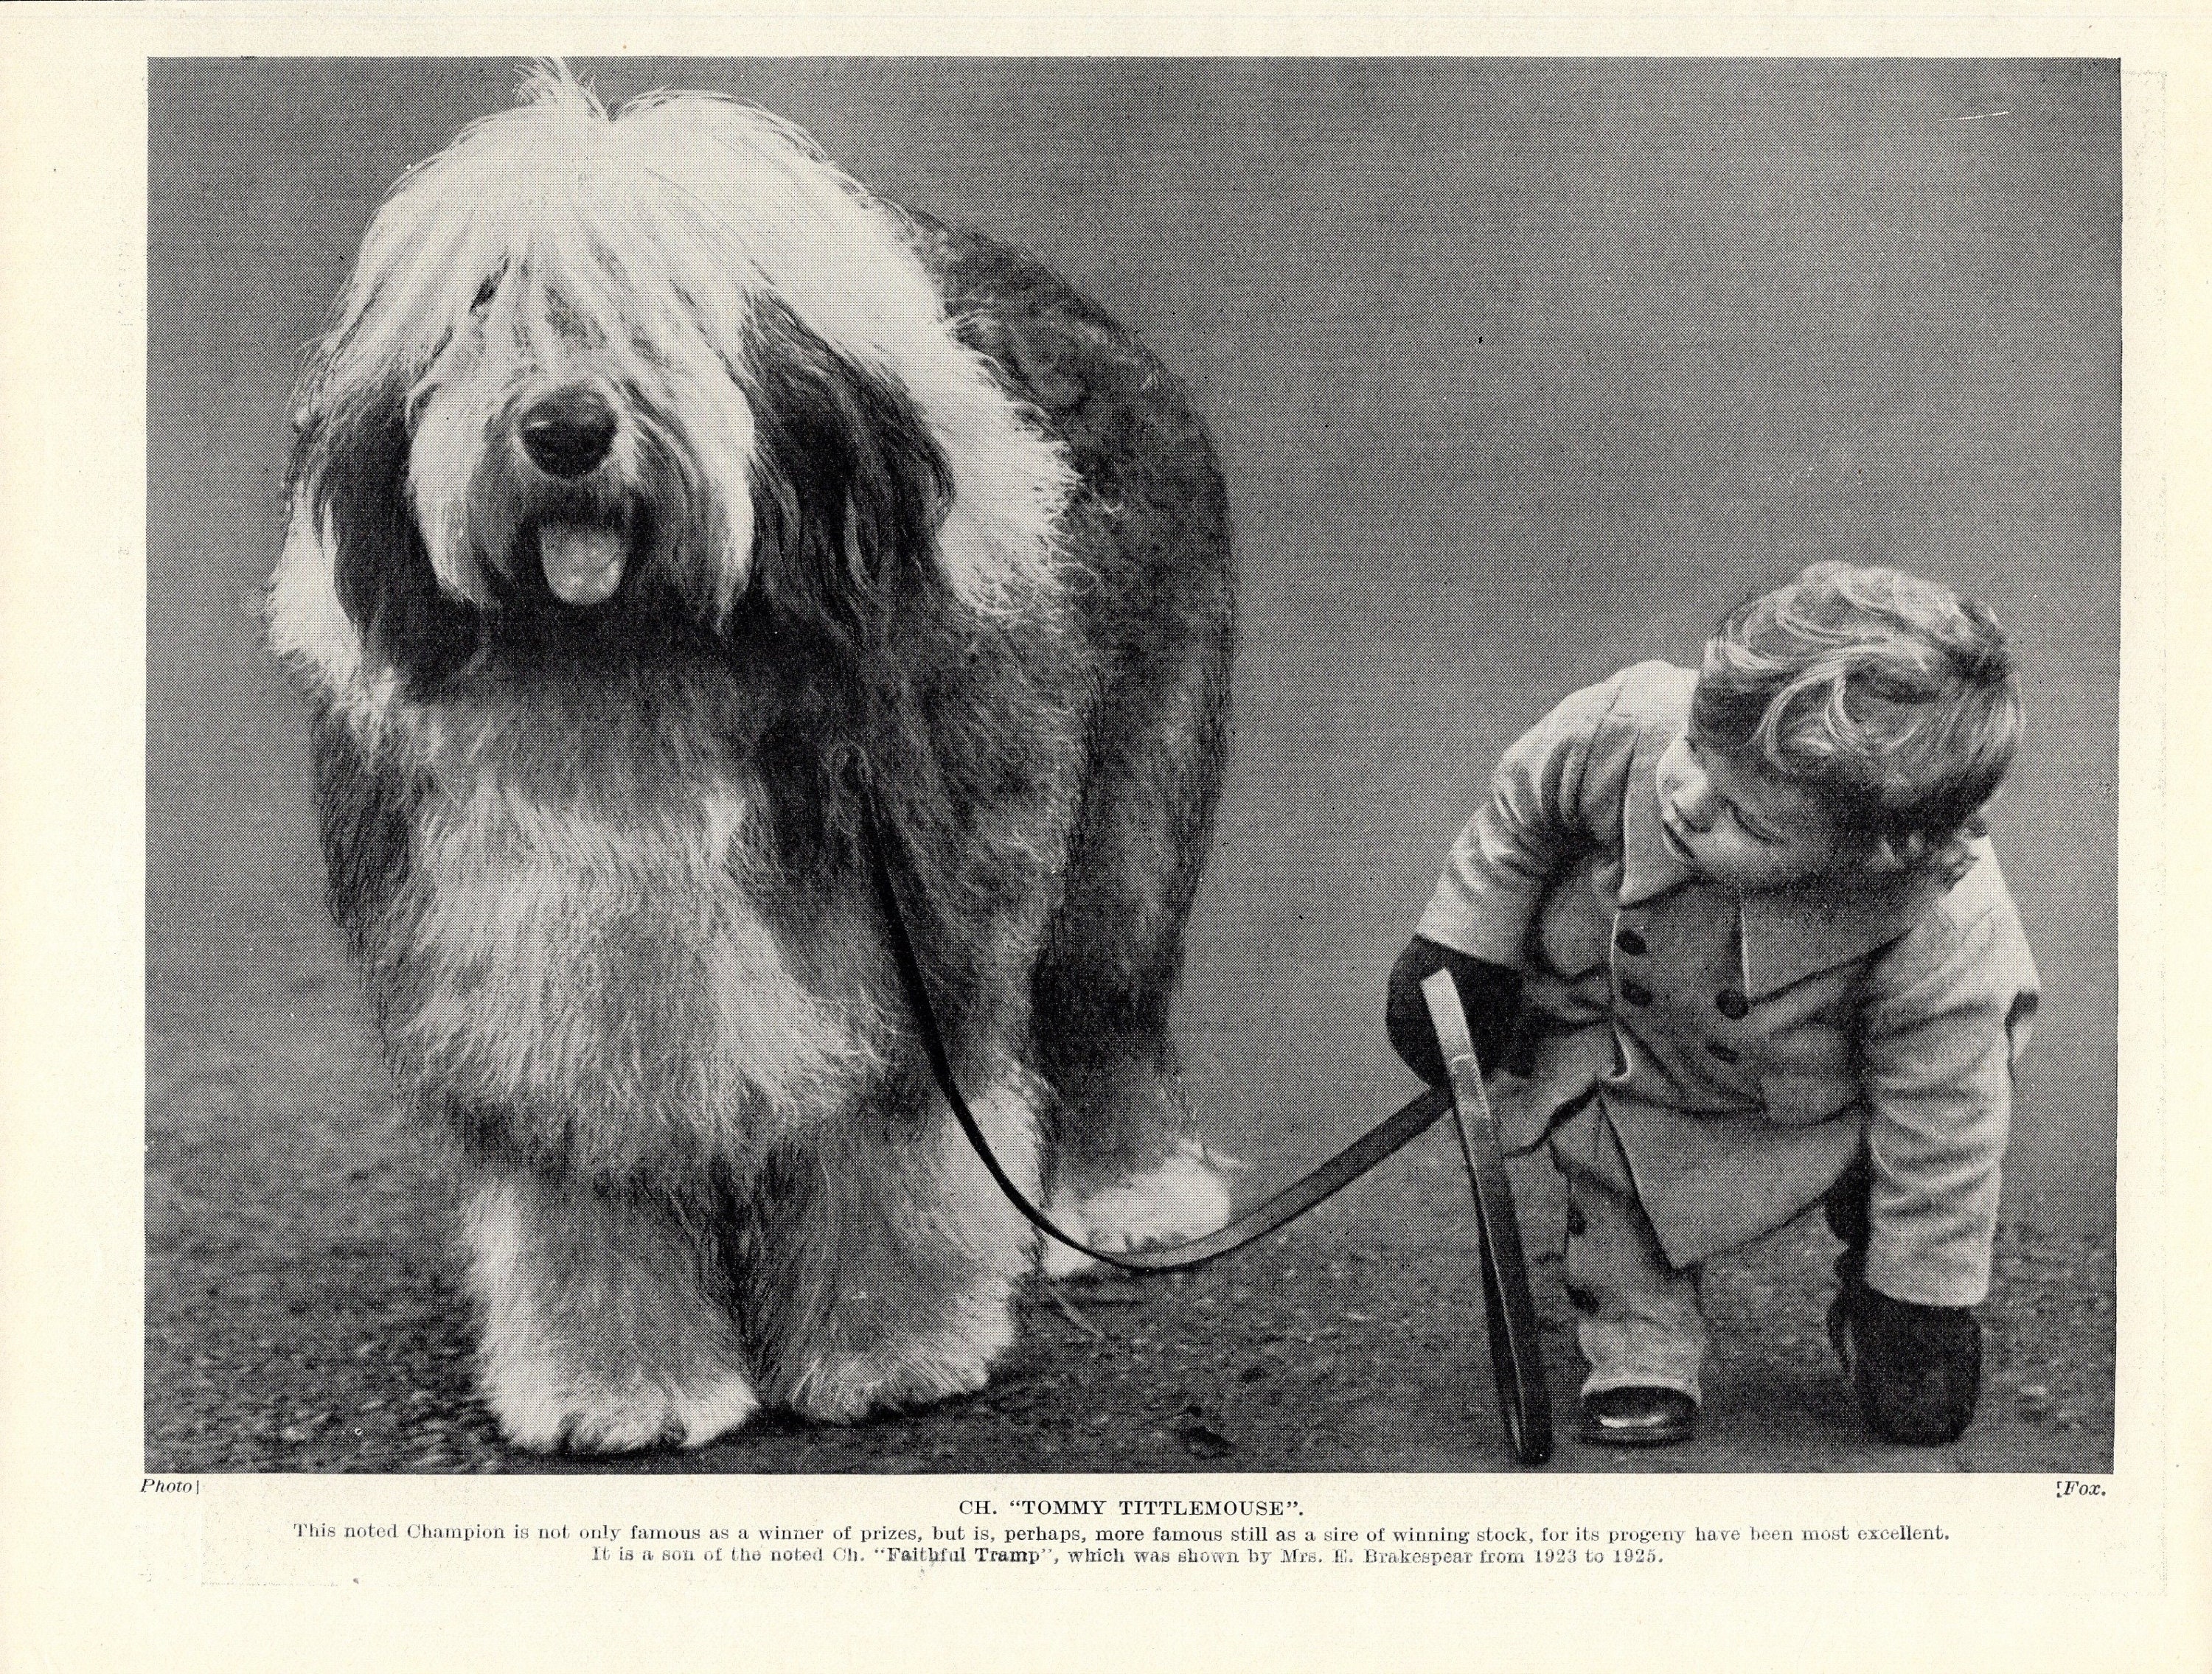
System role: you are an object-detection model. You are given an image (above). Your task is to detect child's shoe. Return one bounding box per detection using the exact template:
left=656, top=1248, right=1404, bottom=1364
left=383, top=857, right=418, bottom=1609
left=1579, top=1386, right=1697, bottom=1446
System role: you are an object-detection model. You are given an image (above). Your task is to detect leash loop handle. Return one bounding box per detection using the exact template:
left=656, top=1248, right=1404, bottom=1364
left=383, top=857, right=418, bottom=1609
left=1422, top=969, right=1555, bottom=1465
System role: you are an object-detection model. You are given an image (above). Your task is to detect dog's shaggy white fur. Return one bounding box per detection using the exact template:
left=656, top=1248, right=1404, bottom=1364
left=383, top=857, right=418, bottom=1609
left=269, top=66, right=1236, bottom=1451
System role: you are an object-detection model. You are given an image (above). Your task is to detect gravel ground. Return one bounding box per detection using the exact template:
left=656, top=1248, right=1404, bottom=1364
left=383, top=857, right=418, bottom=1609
left=146, top=931, right=2114, bottom=1477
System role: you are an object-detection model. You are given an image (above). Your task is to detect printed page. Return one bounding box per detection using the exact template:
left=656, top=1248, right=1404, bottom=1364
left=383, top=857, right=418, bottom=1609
left=1, top=7, right=2202, bottom=1671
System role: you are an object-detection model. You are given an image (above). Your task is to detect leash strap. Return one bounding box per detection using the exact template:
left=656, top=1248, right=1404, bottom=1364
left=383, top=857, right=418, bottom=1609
left=863, top=798, right=1452, bottom=1272
left=1422, top=970, right=1554, bottom=1465
left=863, top=788, right=1554, bottom=1465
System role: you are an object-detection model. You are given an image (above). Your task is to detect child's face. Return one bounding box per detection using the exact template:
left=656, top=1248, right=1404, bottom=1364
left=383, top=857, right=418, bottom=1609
left=1653, top=731, right=1877, bottom=894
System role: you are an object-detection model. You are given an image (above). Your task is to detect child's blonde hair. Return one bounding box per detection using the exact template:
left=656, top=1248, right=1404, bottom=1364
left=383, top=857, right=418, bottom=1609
left=1690, top=562, right=2023, bottom=873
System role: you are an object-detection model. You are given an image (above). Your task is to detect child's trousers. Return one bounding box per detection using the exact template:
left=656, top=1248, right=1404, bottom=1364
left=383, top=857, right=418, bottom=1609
left=1550, top=1105, right=1707, bottom=1404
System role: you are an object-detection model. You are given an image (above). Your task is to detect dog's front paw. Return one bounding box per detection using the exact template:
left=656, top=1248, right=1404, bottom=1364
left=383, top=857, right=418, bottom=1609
left=487, top=1363, right=762, bottom=1455
left=464, top=1173, right=762, bottom=1453
left=785, top=1292, right=1013, bottom=1424
left=1040, top=1140, right=1236, bottom=1278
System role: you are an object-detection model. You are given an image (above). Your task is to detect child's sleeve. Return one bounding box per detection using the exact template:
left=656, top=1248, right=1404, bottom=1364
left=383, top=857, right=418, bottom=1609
left=1857, top=893, right=2040, bottom=1309
left=1415, top=670, right=1638, bottom=969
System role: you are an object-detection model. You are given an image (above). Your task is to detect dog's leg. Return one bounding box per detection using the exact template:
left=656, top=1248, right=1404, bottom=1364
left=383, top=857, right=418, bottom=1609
left=746, top=1075, right=1040, bottom=1423
left=969, top=240, right=1239, bottom=1277
left=1031, top=1040, right=1234, bottom=1279
left=1033, top=627, right=1237, bottom=1276
left=462, top=1167, right=759, bottom=1453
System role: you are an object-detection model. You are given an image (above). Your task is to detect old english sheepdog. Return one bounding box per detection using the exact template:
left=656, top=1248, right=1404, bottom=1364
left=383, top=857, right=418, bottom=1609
left=267, top=67, right=1237, bottom=1451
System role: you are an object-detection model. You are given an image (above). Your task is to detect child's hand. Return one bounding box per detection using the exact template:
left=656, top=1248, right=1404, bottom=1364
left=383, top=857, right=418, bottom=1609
left=1829, top=1271, right=1982, bottom=1444
left=1385, top=937, right=1522, bottom=1085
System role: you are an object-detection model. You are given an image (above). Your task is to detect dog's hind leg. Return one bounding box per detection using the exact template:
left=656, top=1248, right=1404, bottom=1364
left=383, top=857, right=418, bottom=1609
left=1030, top=553, right=1237, bottom=1277
left=1032, top=1064, right=1236, bottom=1280
left=462, top=1167, right=759, bottom=1453
left=740, top=1073, right=1041, bottom=1423
left=926, top=223, right=1239, bottom=1274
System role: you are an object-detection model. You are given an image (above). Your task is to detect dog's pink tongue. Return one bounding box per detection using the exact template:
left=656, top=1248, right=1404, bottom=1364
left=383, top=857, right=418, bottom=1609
left=540, top=524, right=625, bottom=606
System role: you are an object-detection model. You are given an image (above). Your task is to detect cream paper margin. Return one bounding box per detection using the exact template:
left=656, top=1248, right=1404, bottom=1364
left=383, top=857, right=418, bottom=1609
left=0, top=5, right=2202, bottom=1670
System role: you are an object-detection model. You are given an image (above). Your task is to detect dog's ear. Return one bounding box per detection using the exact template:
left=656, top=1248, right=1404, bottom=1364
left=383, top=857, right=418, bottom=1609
left=742, top=300, right=954, bottom=646
left=292, top=387, right=479, bottom=689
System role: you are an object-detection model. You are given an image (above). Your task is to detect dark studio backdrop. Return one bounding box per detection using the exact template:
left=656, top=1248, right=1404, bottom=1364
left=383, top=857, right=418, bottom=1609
left=146, top=59, right=2118, bottom=1465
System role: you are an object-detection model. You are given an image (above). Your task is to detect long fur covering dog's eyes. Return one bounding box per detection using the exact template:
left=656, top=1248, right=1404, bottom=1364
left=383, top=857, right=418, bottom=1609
left=268, top=65, right=1236, bottom=1451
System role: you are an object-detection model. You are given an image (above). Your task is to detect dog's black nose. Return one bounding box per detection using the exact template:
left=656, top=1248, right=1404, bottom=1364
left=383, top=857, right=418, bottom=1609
left=519, top=388, right=617, bottom=478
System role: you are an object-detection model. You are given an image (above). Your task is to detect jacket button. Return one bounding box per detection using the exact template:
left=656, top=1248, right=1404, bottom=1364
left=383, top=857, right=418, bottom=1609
left=1615, top=928, right=1647, bottom=955
left=1705, top=1039, right=1741, bottom=1064
left=1620, top=980, right=1653, bottom=1006
left=1715, top=989, right=1750, bottom=1019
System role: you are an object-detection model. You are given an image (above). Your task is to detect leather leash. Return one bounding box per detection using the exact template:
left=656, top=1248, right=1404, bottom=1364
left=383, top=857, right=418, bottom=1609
left=861, top=784, right=1554, bottom=1463
left=1422, top=969, right=1554, bottom=1464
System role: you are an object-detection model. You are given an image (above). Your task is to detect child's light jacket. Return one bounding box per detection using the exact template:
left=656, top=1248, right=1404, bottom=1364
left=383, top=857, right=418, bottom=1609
left=1418, top=661, right=2038, bottom=1306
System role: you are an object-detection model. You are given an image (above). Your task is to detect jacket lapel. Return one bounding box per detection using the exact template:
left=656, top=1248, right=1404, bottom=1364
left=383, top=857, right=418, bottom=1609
left=1738, top=870, right=1943, bottom=998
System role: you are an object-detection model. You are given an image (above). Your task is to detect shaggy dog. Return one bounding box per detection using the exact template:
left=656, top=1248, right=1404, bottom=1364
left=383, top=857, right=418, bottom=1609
left=267, top=68, right=1236, bottom=1451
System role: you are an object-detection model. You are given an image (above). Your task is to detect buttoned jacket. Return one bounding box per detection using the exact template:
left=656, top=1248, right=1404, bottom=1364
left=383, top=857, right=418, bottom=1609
left=1416, top=662, right=2038, bottom=1306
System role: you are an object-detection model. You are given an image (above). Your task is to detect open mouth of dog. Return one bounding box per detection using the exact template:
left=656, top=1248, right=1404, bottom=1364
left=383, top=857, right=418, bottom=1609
left=537, top=520, right=630, bottom=607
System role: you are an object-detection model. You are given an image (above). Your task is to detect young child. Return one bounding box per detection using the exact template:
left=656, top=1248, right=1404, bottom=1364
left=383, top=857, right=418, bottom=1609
left=1388, top=562, right=2037, bottom=1448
